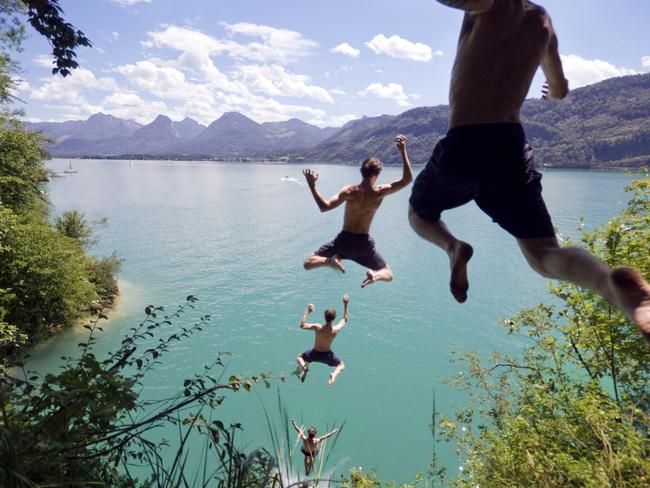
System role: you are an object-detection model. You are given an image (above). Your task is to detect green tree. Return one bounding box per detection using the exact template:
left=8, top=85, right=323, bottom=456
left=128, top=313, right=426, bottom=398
left=0, top=125, right=48, bottom=211
left=438, top=177, right=650, bottom=487
left=0, top=205, right=97, bottom=341
left=54, top=209, right=97, bottom=247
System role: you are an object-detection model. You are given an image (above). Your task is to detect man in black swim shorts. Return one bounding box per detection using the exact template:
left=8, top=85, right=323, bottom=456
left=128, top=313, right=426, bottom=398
left=303, top=135, right=413, bottom=288
left=291, top=419, right=339, bottom=476
left=296, top=295, right=349, bottom=387
left=407, top=1, right=650, bottom=345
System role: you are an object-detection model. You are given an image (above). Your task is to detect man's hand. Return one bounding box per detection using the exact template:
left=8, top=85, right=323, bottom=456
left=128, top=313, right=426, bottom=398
left=342, top=294, right=350, bottom=305
left=307, top=303, right=315, bottom=313
left=303, top=169, right=318, bottom=187
left=395, top=134, right=406, bottom=153
left=542, top=79, right=569, bottom=101
left=395, top=134, right=407, bottom=153
left=541, top=81, right=550, bottom=100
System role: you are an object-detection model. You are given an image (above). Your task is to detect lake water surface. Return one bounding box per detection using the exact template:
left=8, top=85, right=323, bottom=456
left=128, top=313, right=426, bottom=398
left=31, top=159, right=635, bottom=483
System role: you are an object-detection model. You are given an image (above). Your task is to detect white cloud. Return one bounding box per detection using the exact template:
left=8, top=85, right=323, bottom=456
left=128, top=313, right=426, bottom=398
left=330, top=43, right=360, bottom=58
left=27, top=23, right=351, bottom=126
left=358, top=82, right=413, bottom=106
left=33, top=55, right=52, bottom=68
left=111, top=0, right=151, bottom=6
left=642, top=56, right=650, bottom=68
left=144, top=23, right=317, bottom=68
left=221, top=22, right=318, bottom=64
left=30, top=68, right=119, bottom=99
left=365, top=34, right=432, bottom=62
left=327, top=113, right=358, bottom=127
left=560, top=54, right=638, bottom=88
left=103, top=91, right=170, bottom=123
left=434, top=50, right=444, bottom=57
left=330, top=88, right=346, bottom=96
left=233, top=64, right=333, bottom=103
left=115, top=61, right=188, bottom=98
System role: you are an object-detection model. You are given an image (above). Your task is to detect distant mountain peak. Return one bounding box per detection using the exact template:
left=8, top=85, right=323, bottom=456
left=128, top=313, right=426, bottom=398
left=152, top=114, right=172, bottom=123
left=88, top=112, right=115, bottom=121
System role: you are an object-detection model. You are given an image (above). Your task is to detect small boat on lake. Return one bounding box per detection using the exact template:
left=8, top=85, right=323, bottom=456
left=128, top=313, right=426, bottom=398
left=64, top=161, right=78, bottom=174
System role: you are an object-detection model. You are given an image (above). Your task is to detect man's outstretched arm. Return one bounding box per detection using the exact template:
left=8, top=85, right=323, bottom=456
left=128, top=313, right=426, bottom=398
left=291, top=419, right=306, bottom=439
left=378, top=135, right=413, bottom=197
left=333, top=295, right=350, bottom=332
left=300, top=304, right=319, bottom=330
left=540, top=14, right=569, bottom=100
left=318, top=427, right=339, bottom=442
left=303, top=169, right=349, bottom=212
left=435, top=0, right=494, bottom=14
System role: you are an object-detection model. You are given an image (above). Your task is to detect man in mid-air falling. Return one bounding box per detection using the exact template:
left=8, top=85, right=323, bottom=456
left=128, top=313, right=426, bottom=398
left=296, top=295, right=349, bottom=387
left=290, top=419, right=339, bottom=476
left=303, top=135, right=413, bottom=288
left=408, top=0, right=650, bottom=343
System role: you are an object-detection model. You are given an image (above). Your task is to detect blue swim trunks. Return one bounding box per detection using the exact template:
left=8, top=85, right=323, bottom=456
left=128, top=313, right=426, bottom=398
left=300, top=348, right=341, bottom=367
left=314, top=231, right=387, bottom=271
left=409, top=123, right=555, bottom=239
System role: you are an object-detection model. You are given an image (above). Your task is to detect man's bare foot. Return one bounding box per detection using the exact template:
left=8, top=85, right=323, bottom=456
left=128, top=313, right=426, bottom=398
left=609, top=267, right=650, bottom=344
left=327, top=255, right=345, bottom=273
left=300, top=366, right=309, bottom=383
left=326, top=373, right=336, bottom=388
left=448, top=241, right=474, bottom=303
left=361, top=270, right=376, bottom=288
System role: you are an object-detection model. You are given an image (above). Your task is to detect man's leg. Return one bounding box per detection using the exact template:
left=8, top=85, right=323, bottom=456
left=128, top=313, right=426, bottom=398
left=518, top=237, right=650, bottom=343
left=408, top=206, right=474, bottom=303
left=327, top=361, right=345, bottom=388
left=305, top=455, right=313, bottom=476
left=303, top=253, right=345, bottom=273
left=361, top=266, right=393, bottom=288
left=296, top=355, right=309, bottom=382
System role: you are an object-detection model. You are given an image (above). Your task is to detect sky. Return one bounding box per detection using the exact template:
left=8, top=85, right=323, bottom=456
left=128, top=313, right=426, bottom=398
left=14, top=0, right=650, bottom=127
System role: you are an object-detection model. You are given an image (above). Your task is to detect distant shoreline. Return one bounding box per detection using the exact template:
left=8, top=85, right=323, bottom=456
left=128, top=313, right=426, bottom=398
left=45, top=157, right=644, bottom=173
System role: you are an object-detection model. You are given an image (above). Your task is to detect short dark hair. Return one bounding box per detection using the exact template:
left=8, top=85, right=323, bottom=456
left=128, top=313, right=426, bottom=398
left=307, top=427, right=317, bottom=438
left=324, top=308, right=336, bottom=322
left=360, top=157, right=382, bottom=178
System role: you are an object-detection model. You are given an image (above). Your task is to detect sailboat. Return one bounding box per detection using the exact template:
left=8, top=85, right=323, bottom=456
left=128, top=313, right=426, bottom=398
left=64, top=160, right=78, bottom=174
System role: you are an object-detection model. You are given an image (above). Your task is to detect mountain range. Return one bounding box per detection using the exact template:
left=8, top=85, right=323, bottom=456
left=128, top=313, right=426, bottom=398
left=25, top=72, right=650, bottom=169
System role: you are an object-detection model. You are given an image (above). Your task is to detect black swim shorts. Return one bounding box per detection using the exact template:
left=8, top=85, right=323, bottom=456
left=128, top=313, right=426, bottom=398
left=314, top=231, right=387, bottom=271
left=300, top=348, right=341, bottom=367
left=409, top=123, right=555, bottom=239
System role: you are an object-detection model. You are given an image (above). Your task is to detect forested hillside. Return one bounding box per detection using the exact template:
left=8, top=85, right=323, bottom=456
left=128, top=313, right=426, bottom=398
left=298, top=73, right=650, bottom=169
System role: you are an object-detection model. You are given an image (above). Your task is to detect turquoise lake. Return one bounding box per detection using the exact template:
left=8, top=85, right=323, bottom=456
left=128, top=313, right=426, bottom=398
left=30, top=159, right=635, bottom=483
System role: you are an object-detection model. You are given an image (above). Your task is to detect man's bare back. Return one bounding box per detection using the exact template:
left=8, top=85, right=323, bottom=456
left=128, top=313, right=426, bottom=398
left=448, top=0, right=567, bottom=127
left=303, top=135, right=413, bottom=287
left=408, top=0, right=650, bottom=344
left=338, top=184, right=386, bottom=235
left=296, top=296, right=350, bottom=387
left=310, top=316, right=340, bottom=352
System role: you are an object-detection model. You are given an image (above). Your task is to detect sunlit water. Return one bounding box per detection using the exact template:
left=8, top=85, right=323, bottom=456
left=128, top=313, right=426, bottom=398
left=28, top=159, right=634, bottom=483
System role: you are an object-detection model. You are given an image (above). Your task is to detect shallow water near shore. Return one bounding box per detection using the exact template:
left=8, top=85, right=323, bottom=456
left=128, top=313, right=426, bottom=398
left=31, top=159, right=635, bottom=482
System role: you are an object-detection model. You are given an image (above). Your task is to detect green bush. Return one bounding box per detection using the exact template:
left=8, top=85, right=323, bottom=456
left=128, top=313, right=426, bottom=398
left=438, top=176, right=650, bottom=487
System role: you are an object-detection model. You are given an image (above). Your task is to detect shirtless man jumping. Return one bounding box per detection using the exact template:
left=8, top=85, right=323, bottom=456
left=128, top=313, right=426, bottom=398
left=290, top=419, right=339, bottom=476
left=296, top=295, right=349, bottom=387
left=303, top=135, right=413, bottom=287
left=408, top=0, right=650, bottom=343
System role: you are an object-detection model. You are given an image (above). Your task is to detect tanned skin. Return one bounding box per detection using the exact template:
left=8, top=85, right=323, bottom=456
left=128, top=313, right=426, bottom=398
left=303, top=135, right=413, bottom=287
left=296, top=295, right=349, bottom=387
left=290, top=419, right=339, bottom=476
left=408, top=0, right=650, bottom=344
